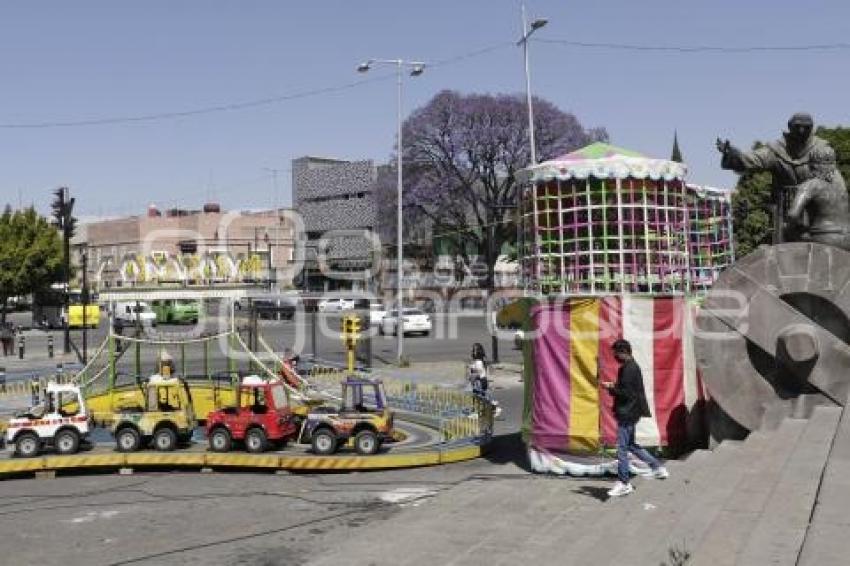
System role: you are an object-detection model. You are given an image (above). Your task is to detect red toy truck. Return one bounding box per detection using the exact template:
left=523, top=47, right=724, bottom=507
left=205, top=376, right=297, bottom=453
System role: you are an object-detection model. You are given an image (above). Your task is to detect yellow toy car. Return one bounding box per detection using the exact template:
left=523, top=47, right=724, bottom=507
left=108, top=375, right=197, bottom=452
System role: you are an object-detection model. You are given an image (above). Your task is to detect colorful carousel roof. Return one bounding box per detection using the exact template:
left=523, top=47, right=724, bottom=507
left=523, top=142, right=688, bottom=182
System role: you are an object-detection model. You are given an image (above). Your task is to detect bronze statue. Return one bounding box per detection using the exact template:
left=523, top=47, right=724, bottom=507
left=716, top=112, right=831, bottom=243
left=787, top=145, right=850, bottom=250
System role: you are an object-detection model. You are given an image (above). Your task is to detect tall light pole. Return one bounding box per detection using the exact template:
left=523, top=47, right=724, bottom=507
left=357, top=58, right=425, bottom=363
left=518, top=4, right=548, bottom=165
left=81, top=248, right=88, bottom=364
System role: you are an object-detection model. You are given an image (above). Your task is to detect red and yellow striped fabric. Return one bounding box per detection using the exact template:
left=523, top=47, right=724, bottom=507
left=524, top=296, right=705, bottom=455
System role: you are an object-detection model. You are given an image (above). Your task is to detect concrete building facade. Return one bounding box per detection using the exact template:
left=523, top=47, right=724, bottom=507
left=292, top=156, right=379, bottom=292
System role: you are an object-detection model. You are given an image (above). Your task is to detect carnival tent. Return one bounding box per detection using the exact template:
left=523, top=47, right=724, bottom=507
left=517, top=142, right=733, bottom=298
left=520, top=295, right=705, bottom=456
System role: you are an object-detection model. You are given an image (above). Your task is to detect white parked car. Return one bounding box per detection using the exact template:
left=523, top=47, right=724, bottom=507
left=369, top=304, right=388, bottom=326
left=114, top=301, right=157, bottom=327
left=317, top=298, right=356, bottom=313
left=380, top=308, right=432, bottom=337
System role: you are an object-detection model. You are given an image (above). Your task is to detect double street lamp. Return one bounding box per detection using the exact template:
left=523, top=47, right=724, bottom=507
left=357, top=58, right=425, bottom=363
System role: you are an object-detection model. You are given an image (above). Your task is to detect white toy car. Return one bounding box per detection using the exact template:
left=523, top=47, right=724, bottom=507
left=5, top=383, right=90, bottom=457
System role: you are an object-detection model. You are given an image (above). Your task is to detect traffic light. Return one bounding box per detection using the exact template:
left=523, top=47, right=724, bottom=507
left=51, top=187, right=77, bottom=238
left=51, top=188, right=65, bottom=226
left=341, top=314, right=362, bottom=372
left=341, top=314, right=359, bottom=335
left=341, top=314, right=362, bottom=349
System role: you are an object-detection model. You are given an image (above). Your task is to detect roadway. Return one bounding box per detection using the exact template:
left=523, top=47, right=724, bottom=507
left=2, top=311, right=522, bottom=381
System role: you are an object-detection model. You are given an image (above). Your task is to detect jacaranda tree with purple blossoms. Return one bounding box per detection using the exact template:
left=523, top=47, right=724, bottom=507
left=379, top=89, right=606, bottom=289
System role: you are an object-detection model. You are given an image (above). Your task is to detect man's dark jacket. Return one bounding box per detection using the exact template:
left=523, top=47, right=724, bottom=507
left=611, top=359, right=652, bottom=424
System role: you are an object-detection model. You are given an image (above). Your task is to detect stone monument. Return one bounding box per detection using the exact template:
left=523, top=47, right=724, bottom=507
left=700, top=114, right=850, bottom=438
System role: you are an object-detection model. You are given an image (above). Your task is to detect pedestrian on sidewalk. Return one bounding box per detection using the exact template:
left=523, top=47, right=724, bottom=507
left=0, top=323, right=13, bottom=357
left=601, top=339, right=669, bottom=497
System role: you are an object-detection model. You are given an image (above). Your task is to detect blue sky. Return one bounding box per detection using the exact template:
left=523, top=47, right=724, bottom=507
left=1, top=1, right=848, bottom=218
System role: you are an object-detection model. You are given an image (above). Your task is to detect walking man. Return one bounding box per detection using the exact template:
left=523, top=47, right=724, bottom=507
left=0, top=323, right=13, bottom=357
left=602, top=339, right=669, bottom=497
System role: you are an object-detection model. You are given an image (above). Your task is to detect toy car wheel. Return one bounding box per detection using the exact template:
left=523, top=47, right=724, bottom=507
left=55, top=429, right=80, bottom=455
left=244, top=428, right=267, bottom=454
left=311, top=429, right=337, bottom=455
left=208, top=428, right=232, bottom=452
left=153, top=427, right=177, bottom=451
left=116, top=427, right=141, bottom=452
left=354, top=430, right=379, bottom=455
left=15, top=432, right=40, bottom=458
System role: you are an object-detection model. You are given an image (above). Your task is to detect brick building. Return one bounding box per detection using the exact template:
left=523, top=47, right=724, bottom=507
left=74, top=203, right=295, bottom=290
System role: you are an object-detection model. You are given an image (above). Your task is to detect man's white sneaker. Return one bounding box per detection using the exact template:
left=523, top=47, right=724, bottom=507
left=651, top=466, right=669, bottom=479
left=607, top=481, right=635, bottom=497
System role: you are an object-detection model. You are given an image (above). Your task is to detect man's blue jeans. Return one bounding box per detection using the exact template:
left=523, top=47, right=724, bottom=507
left=617, top=421, right=660, bottom=483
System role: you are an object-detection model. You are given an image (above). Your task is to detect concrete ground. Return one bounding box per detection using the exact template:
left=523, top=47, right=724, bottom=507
left=3, top=334, right=845, bottom=565
left=0, top=367, right=528, bottom=566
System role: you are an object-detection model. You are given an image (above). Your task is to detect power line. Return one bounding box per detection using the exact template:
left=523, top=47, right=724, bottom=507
left=0, top=74, right=397, bottom=129
left=0, top=42, right=513, bottom=130
left=536, top=38, right=850, bottom=53
left=1, top=37, right=843, bottom=130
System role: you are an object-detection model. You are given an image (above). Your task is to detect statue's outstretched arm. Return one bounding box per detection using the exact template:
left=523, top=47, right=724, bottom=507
left=719, top=142, right=772, bottom=173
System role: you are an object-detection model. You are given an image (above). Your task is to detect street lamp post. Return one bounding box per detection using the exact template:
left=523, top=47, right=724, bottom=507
left=517, top=4, right=548, bottom=165
left=81, top=250, right=88, bottom=364
left=488, top=203, right=521, bottom=365
left=357, top=58, right=425, bottom=363
left=264, top=231, right=273, bottom=291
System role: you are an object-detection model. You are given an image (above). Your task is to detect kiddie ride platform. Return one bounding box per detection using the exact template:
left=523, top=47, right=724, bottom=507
left=0, top=416, right=484, bottom=478
left=0, top=355, right=490, bottom=478
left=0, top=314, right=491, bottom=478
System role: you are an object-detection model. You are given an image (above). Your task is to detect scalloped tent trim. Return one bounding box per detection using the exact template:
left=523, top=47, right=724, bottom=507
left=524, top=142, right=688, bottom=182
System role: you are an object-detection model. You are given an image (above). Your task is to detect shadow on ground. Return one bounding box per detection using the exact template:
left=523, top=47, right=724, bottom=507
left=483, top=432, right=531, bottom=471
left=571, top=485, right=609, bottom=502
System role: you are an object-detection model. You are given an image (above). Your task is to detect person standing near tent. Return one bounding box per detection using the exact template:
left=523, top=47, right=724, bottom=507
left=602, top=339, right=669, bottom=497
left=467, top=343, right=489, bottom=397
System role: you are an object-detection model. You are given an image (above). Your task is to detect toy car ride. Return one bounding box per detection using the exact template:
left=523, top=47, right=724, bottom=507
left=206, top=376, right=298, bottom=453
left=5, top=383, right=90, bottom=458
left=109, top=374, right=197, bottom=452
left=300, top=377, right=394, bottom=456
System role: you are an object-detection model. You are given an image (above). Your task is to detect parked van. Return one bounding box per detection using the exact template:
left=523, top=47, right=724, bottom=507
left=151, top=299, right=199, bottom=325
left=114, top=301, right=157, bottom=327
left=67, top=304, right=100, bottom=329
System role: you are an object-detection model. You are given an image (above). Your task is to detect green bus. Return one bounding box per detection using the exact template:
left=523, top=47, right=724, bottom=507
left=151, top=299, right=200, bottom=325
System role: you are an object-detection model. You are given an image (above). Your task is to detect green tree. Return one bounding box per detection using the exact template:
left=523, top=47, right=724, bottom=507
left=731, top=126, right=850, bottom=257
left=0, top=206, right=63, bottom=322
left=731, top=168, right=773, bottom=257
left=815, top=126, right=850, bottom=184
